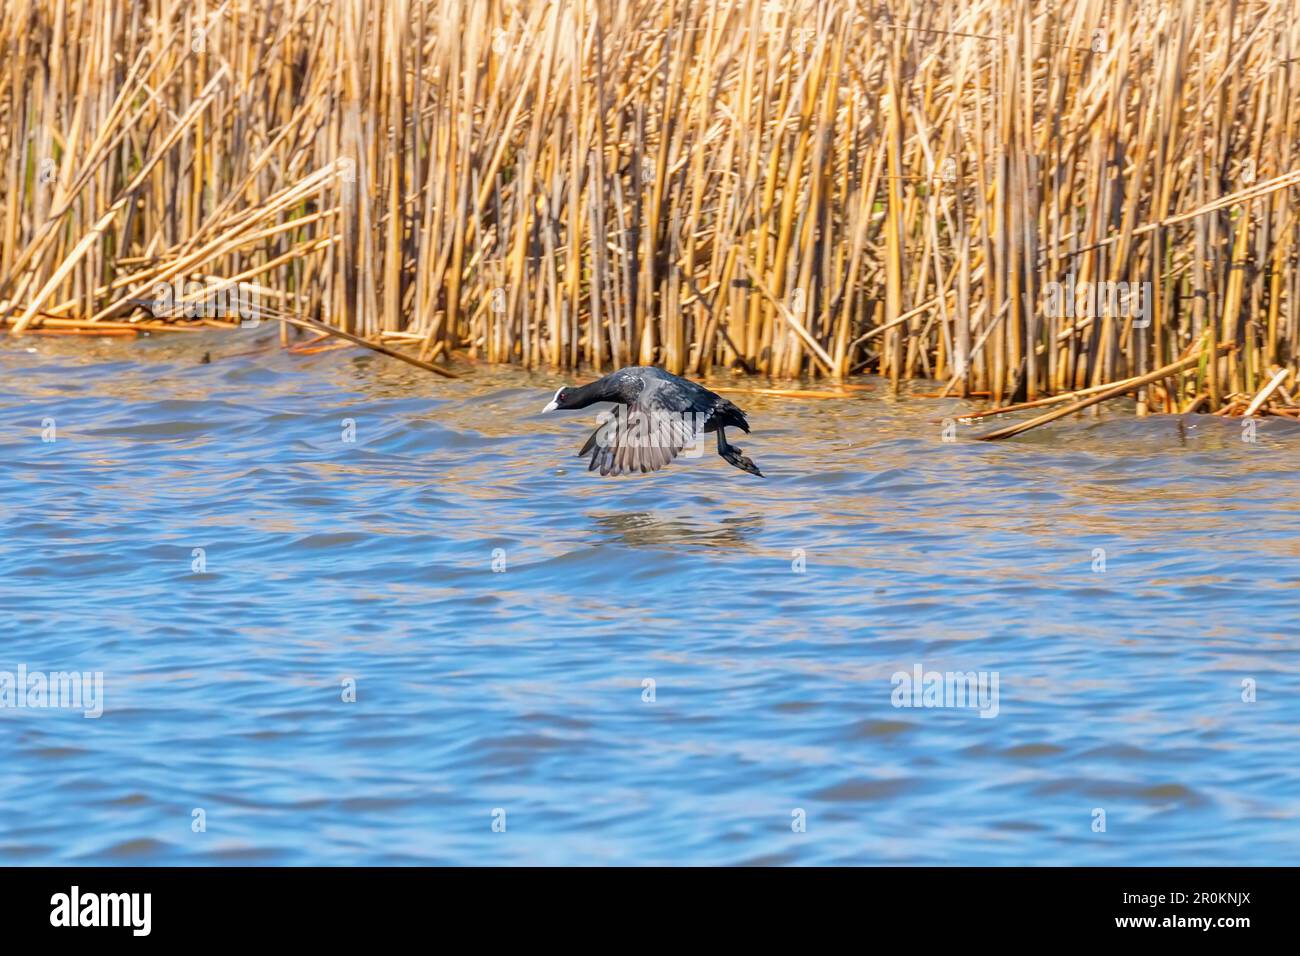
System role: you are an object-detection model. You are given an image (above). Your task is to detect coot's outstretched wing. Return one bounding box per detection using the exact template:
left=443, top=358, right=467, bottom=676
left=577, top=407, right=701, bottom=475
left=577, top=375, right=709, bottom=476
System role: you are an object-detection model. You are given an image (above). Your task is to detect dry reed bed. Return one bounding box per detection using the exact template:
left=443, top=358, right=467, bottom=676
left=1, top=0, right=1298, bottom=416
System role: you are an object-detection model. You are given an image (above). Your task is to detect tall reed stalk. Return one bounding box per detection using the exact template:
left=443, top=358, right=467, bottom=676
left=1, top=0, right=1297, bottom=412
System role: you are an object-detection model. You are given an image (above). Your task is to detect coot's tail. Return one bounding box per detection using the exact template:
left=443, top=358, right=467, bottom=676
left=714, top=399, right=751, bottom=433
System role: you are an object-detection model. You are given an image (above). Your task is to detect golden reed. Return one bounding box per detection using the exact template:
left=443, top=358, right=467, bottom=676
left=1, top=0, right=1298, bottom=416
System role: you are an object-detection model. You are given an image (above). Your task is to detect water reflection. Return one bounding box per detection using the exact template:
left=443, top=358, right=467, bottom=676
left=588, top=510, right=764, bottom=550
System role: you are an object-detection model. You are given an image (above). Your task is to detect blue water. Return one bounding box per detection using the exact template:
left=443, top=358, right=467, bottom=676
left=2, top=331, right=1299, bottom=865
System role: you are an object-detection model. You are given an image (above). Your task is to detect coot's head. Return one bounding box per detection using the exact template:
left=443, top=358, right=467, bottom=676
left=542, top=386, right=579, bottom=413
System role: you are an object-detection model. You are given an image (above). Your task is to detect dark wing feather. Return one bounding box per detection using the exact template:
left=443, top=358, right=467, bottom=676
left=577, top=397, right=703, bottom=476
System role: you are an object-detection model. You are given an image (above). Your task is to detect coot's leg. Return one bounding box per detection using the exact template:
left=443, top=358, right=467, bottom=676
left=715, top=426, right=764, bottom=477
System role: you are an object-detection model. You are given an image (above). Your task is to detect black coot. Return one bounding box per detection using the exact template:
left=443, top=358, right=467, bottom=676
left=542, top=366, right=764, bottom=477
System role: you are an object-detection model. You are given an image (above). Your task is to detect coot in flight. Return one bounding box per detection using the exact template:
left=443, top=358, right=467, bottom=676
left=542, top=366, right=764, bottom=477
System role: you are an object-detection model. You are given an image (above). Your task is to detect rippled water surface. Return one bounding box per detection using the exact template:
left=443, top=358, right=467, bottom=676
left=2, top=332, right=1299, bottom=865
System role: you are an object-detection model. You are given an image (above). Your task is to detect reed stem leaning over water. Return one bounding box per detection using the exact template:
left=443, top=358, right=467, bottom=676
left=978, top=339, right=1235, bottom=439
left=1, top=1, right=1298, bottom=415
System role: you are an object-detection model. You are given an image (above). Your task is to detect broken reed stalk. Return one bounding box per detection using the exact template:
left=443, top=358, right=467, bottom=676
left=0, top=0, right=1297, bottom=412
left=1242, top=367, right=1291, bottom=418
left=977, top=341, right=1235, bottom=440
left=0, top=315, right=208, bottom=333
left=956, top=375, right=1149, bottom=421
left=262, top=307, right=459, bottom=378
